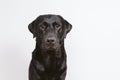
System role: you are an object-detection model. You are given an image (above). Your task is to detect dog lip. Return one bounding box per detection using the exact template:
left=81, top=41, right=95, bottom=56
left=46, top=43, right=55, bottom=47
left=46, top=45, right=56, bottom=51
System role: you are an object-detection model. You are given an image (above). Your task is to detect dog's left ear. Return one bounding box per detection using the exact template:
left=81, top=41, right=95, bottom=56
left=63, top=19, right=72, bottom=39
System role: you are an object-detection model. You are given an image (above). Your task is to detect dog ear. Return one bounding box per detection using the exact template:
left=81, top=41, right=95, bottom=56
left=57, top=15, right=72, bottom=39
left=63, top=19, right=72, bottom=39
left=28, top=20, right=37, bottom=38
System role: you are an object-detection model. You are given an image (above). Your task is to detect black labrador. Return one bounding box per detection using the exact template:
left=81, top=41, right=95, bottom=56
left=28, top=14, right=72, bottom=80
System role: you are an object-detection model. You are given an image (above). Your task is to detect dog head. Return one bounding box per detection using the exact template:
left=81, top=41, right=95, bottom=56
left=28, top=14, right=72, bottom=52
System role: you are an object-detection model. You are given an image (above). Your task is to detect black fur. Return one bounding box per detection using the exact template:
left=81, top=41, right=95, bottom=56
left=28, top=14, right=72, bottom=80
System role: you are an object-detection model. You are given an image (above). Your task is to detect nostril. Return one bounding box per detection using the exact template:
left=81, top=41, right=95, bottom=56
left=47, top=38, right=55, bottom=43
left=51, top=39, right=54, bottom=42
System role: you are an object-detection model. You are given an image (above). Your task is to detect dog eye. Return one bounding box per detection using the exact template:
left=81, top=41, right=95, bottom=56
left=53, top=22, right=61, bottom=29
left=39, top=25, right=46, bottom=30
left=39, top=22, right=48, bottom=30
left=55, top=24, right=61, bottom=29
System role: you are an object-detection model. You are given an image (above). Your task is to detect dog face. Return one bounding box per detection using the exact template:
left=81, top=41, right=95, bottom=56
left=28, top=15, right=72, bottom=52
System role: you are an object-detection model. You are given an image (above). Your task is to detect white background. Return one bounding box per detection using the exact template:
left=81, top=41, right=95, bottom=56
left=0, top=0, right=120, bottom=80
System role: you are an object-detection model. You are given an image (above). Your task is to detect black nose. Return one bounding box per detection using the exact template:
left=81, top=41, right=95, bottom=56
left=46, top=37, right=56, bottom=44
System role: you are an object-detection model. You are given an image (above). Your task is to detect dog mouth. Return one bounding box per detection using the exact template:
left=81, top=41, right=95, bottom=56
left=47, top=46, right=55, bottom=50
left=46, top=44, right=57, bottom=51
left=42, top=42, right=60, bottom=52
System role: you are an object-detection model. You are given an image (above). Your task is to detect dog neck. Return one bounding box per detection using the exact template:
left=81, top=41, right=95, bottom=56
left=31, top=41, right=66, bottom=70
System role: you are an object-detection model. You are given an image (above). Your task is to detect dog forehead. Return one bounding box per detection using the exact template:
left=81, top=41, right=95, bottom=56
left=44, top=16, right=62, bottom=23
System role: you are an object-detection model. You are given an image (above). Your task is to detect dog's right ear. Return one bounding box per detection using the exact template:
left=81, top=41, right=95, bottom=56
left=28, top=20, right=37, bottom=38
